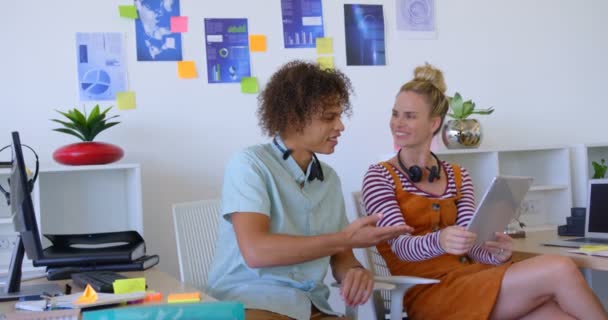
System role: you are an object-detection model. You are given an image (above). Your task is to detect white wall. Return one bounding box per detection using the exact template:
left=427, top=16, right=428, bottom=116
left=2, top=0, right=607, bottom=302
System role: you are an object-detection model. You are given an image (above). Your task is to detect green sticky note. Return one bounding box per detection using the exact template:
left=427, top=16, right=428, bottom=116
left=118, top=5, right=138, bottom=19
left=241, top=77, right=259, bottom=94
left=316, top=56, right=334, bottom=70
left=116, top=91, right=136, bottom=110
left=113, top=278, right=146, bottom=294
left=316, top=37, right=333, bottom=54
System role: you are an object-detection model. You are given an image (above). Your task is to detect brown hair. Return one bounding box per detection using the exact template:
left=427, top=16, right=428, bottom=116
left=257, top=60, right=353, bottom=136
left=399, top=63, right=449, bottom=135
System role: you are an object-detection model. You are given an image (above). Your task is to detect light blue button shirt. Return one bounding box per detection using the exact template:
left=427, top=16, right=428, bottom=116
left=207, top=138, right=348, bottom=320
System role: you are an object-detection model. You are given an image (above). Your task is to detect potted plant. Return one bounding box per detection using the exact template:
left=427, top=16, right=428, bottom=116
left=592, top=159, right=607, bottom=179
left=442, top=92, right=495, bottom=149
left=52, top=105, right=123, bottom=165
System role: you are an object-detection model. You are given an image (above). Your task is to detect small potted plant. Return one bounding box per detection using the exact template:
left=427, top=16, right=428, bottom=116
left=442, top=92, right=495, bottom=149
left=52, top=105, right=123, bottom=165
left=592, top=159, right=607, bottom=179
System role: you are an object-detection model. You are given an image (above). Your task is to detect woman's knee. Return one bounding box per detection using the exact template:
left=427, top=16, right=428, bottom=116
left=538, top=255, right=581, bottom=281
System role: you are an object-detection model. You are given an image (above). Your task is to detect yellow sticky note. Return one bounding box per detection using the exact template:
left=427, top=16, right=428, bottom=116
left=118, top=5, right=138, bottom=19
left=317, top=56, right=334, bottom=70
left=75, top=284, right=98, bottom=304
left=580, top=245, right=608, bottom=253
left=240, top=77, right=259, bottom=94
left=316, top=37, right=333, bottom=54
left=178, top=61, right=197, bottom=79
left=113, top=278, right=146, bottom=294
left=249, top=35, right=267, bottom=52
left=167, top=292, right=201, bottom=304
left=171, top=16, right=188, bottom=33
left=116, top=91, right=136, bottom=110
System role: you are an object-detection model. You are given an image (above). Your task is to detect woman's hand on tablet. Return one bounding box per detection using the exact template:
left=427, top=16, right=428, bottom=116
left=439, top=226, right=477, bottom=255
left=484, top=232, right=513, bottom=263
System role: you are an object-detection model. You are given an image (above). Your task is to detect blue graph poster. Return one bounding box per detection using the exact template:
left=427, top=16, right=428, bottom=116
left=76, top=33, right=127, bottom=101
left=134, top=0, right=183, bottom=61
left=281, top=0, right=324, bottom=48
left=204, top=18, right=251, bottom=83
left=344, top=4, right=386, bottom=66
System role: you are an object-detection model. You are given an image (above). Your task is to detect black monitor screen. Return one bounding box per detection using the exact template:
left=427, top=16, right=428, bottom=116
left=9, top=132, right=43, bottom=261
left=1, top=132, right=61, bottom=300
left=588, top=183, right=608, bottom=233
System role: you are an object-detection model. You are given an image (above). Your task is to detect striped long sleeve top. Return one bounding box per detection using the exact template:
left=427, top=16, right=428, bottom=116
left=362, top=161, right=501, bottom=265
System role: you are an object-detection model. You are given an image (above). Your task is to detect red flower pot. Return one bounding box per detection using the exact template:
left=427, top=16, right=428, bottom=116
left=53, top=142, right=124, bottom=165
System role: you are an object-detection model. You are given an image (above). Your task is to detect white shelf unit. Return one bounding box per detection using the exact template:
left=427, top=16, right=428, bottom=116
left=0, top=163, right=142, bottom=272
left=436, top=147, right=572, bottom=227
left=572, top=143, right=608, bottom=207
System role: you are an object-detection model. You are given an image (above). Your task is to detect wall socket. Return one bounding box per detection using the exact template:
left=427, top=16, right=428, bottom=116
left=520, top=199, right=542, bottom=215
left=0, top=234, right=17, bottom=251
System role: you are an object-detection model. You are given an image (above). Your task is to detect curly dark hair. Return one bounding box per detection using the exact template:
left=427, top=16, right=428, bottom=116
left=257, top=60, right=353, bottom=136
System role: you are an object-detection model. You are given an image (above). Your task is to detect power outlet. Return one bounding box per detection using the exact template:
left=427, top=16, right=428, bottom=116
left=0, top=234, right=17, bottom=251
left=520, top=199, right=542, bottom=215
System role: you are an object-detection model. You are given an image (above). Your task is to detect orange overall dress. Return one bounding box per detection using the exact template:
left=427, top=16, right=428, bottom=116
left=377, top=162, right=512, bottom=320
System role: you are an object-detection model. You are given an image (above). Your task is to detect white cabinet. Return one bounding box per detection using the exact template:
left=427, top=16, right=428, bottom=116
left=0, top=163, right=142, bottom=272
left=436, top=147, right=572, bottom=227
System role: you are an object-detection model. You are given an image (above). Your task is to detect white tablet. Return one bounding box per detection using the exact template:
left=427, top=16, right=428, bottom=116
left=466, top=176, right=533, bottom=245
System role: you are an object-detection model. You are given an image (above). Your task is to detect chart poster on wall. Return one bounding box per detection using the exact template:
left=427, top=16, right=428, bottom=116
left=396, top=0, right=437, bottom=39
left=204, top=18, right=251, bottom=83
left=76, top=33, right=127, bottom=101
left=281, top=0, right=324, bottom=48
left=344, top=4, right=386, bottom=66
left=134, top=0, right=183, bottom=61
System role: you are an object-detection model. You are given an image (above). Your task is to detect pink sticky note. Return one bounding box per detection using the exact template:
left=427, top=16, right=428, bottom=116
left=171, top=16, right=188, bottom=33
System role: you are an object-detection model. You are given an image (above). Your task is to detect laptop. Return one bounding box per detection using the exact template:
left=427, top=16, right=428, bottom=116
left=466, top=176, right=534, bottom=245
left=544, top=179, right=608, bottom=248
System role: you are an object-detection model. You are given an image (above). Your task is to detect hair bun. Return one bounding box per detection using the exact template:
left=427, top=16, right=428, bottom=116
left=413, top=63, right=446, bottom=93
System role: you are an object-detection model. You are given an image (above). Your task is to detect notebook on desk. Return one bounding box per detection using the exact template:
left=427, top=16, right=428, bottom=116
left=544, top=179, right=608, bottom=248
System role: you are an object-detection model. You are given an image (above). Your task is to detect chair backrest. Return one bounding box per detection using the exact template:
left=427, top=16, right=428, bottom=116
left=353, top=191, right=397, bottom=320
left=172, top=199, right=222, bottom=291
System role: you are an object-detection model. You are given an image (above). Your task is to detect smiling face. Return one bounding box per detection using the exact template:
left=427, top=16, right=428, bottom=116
left=295, top=102, right=345, bottom=155
left=391, top=91, right=441, bottom=149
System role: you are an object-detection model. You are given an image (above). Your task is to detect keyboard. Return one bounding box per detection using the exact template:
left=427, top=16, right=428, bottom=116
left=71, top=271, right=127, bottom=293
left=564, top=237, right=608, bottom=245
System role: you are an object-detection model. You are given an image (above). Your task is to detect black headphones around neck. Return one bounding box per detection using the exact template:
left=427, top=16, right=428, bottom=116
left=397, top=149, right=441, bottom=183
left=272, top=137, right=324, bottom=182
left=0, top=143, right=40, bottom=206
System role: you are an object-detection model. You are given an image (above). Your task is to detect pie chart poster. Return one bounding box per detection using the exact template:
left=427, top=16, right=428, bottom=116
left=204, top=18, right=251, bottom=84
left=76, top=32, right=127, bottom=101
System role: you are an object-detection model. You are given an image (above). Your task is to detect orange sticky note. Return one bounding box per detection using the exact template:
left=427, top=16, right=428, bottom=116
left=171, top=16, right=188, bottom=33
left=144, top=292, right=163, bottom=302
left=177, top=61, right=197, bottom=79
left=249, top=35, right=267, bottom=52
left=316, top=37, right=333, bottom=54
left=167, top=292, right=201, bottom=304
left=75, top=284, right=98, bottom=304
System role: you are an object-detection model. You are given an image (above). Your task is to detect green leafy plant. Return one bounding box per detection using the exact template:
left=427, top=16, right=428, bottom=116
left=592, top=159, right=608, bottom=179
left=447, top=92, right=495, bottom=120
left=52, top=105, right=120, bottom=141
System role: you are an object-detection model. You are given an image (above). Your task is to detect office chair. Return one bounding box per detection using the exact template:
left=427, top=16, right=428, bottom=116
left=172, top=198, right=436, bottom=320
left=352, top=191, right=439, bottom=320
left=172, top=199, right=222, bottom=291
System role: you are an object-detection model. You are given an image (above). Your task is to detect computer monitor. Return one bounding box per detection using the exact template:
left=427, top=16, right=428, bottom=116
left=0, top=132, right=61, bottom=301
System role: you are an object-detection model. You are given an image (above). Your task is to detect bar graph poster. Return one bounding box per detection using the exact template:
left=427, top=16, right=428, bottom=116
left=344, top=4, right=386, bottom=66
left=134, top=0, right=183, bottom=61
left=281, top=0, right=324, bottom=48
left=204, top=19, right=251, bottom=83
left=76, top=33, right=127, bottom=101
